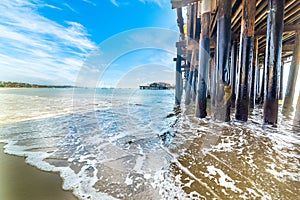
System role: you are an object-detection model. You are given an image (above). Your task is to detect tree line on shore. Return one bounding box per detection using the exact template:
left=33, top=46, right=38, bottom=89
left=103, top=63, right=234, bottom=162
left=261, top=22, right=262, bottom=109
left=0, top=81, right=73, bottom=88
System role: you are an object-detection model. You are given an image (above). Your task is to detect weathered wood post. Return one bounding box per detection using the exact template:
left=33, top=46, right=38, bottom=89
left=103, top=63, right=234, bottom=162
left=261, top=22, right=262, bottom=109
left=255, top=62, right=261, bottom=104
left=250, top=38, right=258, bottom=109
left=283, top=31, right=299, bottom=111
left=187, top=4, right=194, bottom=40
left=196, top=0, right=211, bottom=118
left=185, top=51, right=194, bottom=105
left=279, top=62, right=284, bottom=101
left=210, top=51, right=216, bottom=112
left=214, top=0, right=232, bottom=121
left=255, top=62, right=261, bottom=103
left=175, top=41, right=183, bottom=105
left=185, top=4, right=196, bottom=105
left=260, top=58, right=265, bottom=104
left=294, top=91, right=300, bottom=126
left=175, top=8, right=185, bottom=105
left=177, top=8, right=185, bottom=41
left=192, top=5, right=201, bottom=102
left=230, top=40, right=238, bottom=108
left=192, top=47, right=199, bottom=102
left=263, top=0, right=285, bottom=124
left=235, top=0, right=256, bottom=121
left=184, top=63, right=189, bottom=92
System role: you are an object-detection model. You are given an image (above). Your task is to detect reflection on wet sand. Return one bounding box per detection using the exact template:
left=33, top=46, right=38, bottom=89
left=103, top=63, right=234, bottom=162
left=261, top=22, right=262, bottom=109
left=159, top=105, right=300, bottom=199
left=0, top=144, right=78, bottom=200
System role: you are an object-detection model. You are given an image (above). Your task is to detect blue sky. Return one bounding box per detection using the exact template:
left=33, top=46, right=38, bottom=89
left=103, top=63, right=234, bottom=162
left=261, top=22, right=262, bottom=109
left=0, top=0, right=179, bottom=87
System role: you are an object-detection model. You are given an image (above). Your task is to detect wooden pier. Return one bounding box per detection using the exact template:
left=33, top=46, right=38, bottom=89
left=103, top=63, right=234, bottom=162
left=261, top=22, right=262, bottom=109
left=171, top=0, right=300, bottom=125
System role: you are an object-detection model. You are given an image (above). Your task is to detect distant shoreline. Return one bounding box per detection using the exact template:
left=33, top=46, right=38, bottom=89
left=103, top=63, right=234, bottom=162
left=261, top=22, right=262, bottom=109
left=0, top=81, right=74, bottom=88
left=0, top=86, right=75, bottom=89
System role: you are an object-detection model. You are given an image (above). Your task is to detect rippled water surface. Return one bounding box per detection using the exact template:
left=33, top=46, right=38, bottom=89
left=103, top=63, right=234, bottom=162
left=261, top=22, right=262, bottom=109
left=0, top=88, right=299, bottom=199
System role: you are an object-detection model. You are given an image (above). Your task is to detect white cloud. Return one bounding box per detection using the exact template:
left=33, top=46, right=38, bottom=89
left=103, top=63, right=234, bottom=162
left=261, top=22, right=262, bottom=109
left=82, top=0, right=96, bottom=6
left=0, top=0, right=97, bottom=85
left=42, top=4, right=62, bottom=10
left=109, top=0, right=167, bottom=7
left=110, top=0, right=119, bottom=7
left=63, top=3, right=79, bottom=13
left=138, top=0, right=168, bottom=7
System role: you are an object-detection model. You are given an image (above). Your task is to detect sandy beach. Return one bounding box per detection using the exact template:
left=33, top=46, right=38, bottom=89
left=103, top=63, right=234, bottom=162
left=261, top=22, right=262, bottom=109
left=0, top=144, right=78, bottom=200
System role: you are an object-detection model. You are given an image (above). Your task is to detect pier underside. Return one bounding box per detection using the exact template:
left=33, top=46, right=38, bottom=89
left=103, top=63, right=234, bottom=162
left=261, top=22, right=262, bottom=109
left=172, top=0, right=300, bottom=124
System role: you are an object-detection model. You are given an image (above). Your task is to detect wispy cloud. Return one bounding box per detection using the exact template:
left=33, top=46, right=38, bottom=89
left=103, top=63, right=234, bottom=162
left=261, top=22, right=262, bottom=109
left=0, top=0, right=97, bottom=85
left=82, top=0, right=96, bottom=6
left=110, top=0, right=119, bottom=7
left=109, top=0, right=167, bottom=7
left=63, top=3, right=79, bottom=14
left=42, top=3, right=62, bottom=10
left=138, top=0, right=168, bottom=7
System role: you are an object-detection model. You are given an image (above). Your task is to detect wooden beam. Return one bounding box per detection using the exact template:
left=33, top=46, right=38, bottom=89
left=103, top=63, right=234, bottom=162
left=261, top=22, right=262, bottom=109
left=258, top=44, right=295, bottom=53
left=231, top=4, right=242, bottom=29
left=256, top=24, right=300, bottom=36
left=209, top=9, right=218, bottom=38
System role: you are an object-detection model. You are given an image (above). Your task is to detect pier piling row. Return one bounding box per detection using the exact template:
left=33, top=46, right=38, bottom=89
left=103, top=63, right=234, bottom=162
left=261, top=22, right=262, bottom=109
left=172, top=0, right=300, bottom=124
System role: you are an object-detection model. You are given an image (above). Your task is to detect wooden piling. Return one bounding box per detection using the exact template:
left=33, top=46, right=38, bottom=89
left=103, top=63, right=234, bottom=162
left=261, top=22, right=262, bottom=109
left=176, top=8, right=185, bottom=41
left=184, top=5, right=191, bottom=100
left=255, top=62, right=261, bottom=103
left=235, top=0, right=256, bottom=121
left=185, top=51, right=194, bottom=105
left=175, top=7, right=185, bottom=105
left=263, top=0, right=285, bottom=124
left=279, top=62, right=284, bottom=101
left=185, top=4, right=197, bottom=105
left=255, top=63, right=261, bottom=104
left=283, top=31, right=300, bottom=111
left=187, top=4, right=194, bottom=41
left=207, top=51, right=214, bottom=100
left=192, top=66, right=198, bottom=102
left=230, top=40, right=238, bottom=108
left=214, top=0, right=232, bottom=121
left=294, top=91, right=300, bottom=126
left=183, top=61, right=189, bottom=92
left=175, top=42, right=183, bottom=105
left=260, top=60, right=265, bottom=104
left=250, top=38, right=258, bottom=109
left=210, top=52, right=216, bottom=110
left=192, top=4, right=200, bottom=102
left=196, top=0, right=211, bottom=118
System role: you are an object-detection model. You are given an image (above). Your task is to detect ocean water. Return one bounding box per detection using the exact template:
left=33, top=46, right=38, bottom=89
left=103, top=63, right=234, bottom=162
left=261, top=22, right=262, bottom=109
left=0, top=88, right=299, bottom=199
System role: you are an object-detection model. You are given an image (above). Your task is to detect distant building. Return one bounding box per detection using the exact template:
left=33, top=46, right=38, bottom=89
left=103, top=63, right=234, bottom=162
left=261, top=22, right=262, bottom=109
left=139, top=82, right=174, bottom=90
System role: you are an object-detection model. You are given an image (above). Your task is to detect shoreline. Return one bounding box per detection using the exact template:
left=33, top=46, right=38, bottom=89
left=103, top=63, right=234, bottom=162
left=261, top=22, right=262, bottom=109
left=0, top=143, right=78, bottom=200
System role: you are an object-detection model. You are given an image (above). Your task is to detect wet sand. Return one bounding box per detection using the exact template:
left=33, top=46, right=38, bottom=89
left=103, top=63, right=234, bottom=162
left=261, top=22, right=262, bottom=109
left=0, top=144, right=78, bottom=200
